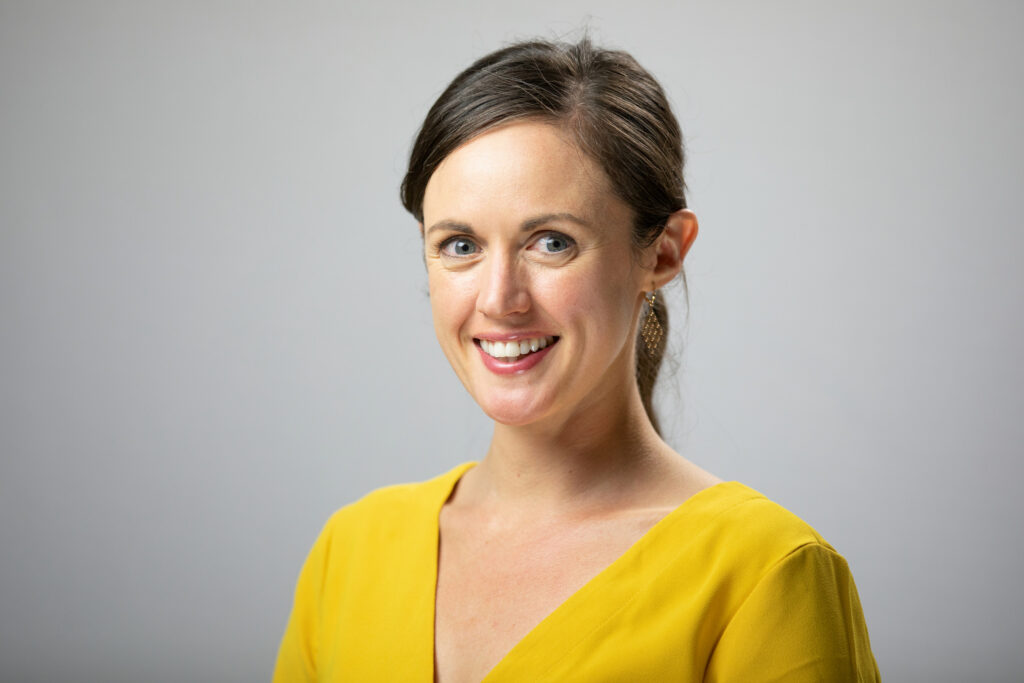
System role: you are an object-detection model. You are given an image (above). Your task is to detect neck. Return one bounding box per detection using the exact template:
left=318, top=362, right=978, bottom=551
left=469, top=368, right=673, bottom=517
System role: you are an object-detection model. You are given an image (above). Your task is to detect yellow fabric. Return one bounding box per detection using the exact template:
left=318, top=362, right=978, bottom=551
left=274, top=462, right=880, bottom=682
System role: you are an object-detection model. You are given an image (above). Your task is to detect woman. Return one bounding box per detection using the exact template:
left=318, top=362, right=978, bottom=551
left=274, top=38, right=880, bottom=682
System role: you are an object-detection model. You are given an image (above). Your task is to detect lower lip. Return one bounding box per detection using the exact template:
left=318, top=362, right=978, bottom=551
left=475, top=339, right=557, bottom=375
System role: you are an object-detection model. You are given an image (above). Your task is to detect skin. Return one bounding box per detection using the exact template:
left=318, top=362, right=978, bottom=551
left=421, top=121, right=723, bottom=682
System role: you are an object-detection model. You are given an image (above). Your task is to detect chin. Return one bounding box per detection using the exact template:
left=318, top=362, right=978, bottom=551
left=475, top=391, right=556, bottom=427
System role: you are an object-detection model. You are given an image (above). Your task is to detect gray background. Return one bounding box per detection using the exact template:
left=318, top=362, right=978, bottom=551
left=1, top=1, right=1021, bottom=681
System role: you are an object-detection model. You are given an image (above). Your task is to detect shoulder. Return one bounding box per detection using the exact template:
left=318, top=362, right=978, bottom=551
left=700, top=481, right=834, bottom=570
left=675, top=480, right=851, bottom=611
left=275, top=463, right=475, bottom=680
left=699, top=484, right=880, bottom=680
left=326, top=477, right=432, bottom=530
left=314, top=461, right=475, bottom=552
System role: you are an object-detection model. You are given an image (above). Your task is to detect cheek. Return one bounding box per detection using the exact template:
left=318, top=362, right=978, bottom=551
left=542, top=260, right=637, bottom=333
left=427, top=270, right=476, bottom=333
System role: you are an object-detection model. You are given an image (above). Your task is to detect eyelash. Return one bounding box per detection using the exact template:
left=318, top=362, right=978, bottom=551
left=438, top=236, right=478, bottom=258
left=436, top=232, right=576, bottom=258
left=535, top=233, right=574, bottom=254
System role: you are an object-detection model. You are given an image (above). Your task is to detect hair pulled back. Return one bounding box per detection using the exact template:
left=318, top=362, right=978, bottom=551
left=401, top=37, right=688, bottom=435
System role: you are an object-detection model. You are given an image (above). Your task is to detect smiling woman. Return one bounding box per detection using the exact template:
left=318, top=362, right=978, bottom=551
left=420, top=121, right=667, bottom=429
left=273, top=38, right=880, bottom=682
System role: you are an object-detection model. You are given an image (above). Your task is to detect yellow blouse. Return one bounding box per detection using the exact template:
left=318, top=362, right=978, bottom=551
left=274, top=462, right=880, bottom=681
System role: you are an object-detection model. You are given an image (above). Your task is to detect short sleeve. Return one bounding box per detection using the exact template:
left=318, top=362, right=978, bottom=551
left=272, top=519, right=334, bottom=683
left=704, top=542, right=880, bottom=682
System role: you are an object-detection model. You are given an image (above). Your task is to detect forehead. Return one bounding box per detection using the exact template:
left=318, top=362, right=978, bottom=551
left=422, top=121, right=625, bottom=227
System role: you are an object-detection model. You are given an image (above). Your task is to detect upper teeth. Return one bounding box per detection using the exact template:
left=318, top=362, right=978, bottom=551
left=479, top=336, right=555, bottom=359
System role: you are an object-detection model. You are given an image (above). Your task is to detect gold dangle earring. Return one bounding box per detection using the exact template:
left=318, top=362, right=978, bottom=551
left=641, top=290, right=663, bottom=354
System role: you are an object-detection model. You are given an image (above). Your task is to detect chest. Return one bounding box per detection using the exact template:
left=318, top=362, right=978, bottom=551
left=432, top=511, right=670, bottom=683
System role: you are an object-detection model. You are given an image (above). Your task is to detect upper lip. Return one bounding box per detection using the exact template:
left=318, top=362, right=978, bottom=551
left=473, top=331, right=558, bottom=342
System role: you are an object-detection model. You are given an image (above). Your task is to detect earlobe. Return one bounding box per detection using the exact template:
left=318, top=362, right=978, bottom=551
left=650, top=209, right=698, bottom=288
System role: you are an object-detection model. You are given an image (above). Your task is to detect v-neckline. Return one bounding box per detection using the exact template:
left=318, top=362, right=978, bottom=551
left=427, top=461, right=743, bottom=682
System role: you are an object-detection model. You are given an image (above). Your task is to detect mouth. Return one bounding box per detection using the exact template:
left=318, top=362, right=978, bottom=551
left=475, top=335, right=558, bottom=361
left=473, top=335, right=560, bottom=375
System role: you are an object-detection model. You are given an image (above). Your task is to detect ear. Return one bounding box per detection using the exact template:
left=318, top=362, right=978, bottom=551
left=647, top=209, right=698, bottom=289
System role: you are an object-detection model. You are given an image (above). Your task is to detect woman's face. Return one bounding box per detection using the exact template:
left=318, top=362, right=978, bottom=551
left=421, top=121, right=653, bottom=427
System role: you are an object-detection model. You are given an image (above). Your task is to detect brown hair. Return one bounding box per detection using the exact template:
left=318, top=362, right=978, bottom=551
left=401, top=37, right=688, bottom=435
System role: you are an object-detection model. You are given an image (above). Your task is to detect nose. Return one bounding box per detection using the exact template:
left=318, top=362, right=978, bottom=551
left=476, top=250, right=531, bottom=319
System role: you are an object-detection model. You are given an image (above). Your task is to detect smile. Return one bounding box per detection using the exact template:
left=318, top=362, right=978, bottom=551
left=477, top=336, right=557, bottom=360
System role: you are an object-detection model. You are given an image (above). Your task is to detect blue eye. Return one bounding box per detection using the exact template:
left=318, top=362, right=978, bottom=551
left=440, top=237, right=479, bottom=257
left=536, top=233, right=574, bottom=254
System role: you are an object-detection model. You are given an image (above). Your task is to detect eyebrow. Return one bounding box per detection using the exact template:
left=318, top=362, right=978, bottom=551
left=424, top=212, right=592, bottom=237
